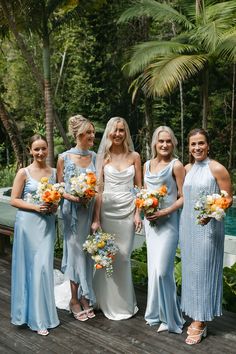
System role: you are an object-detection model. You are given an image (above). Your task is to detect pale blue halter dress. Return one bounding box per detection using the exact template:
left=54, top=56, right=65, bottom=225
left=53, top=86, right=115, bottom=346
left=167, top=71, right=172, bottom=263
left=93, top=164, right=138, bottom=320
left=60, top=151, right=96, bottom=304
left=180, top=158, right=225, bottom=321
left=11, top=168, right=59, bottom=331
left=144, top=159, right=184, bottom=333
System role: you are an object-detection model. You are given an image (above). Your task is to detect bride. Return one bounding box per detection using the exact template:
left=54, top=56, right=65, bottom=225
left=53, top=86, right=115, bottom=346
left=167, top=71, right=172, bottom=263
left=91, top=117, right=142, bottom=320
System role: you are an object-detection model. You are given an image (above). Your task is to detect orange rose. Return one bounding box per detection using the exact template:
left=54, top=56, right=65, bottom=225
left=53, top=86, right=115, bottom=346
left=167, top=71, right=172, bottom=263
left=87, top=173, right=97, bottom=185
left=214, top=197, right=229, bottom=209
left=85, top=189, right=96, bottom=198
left=152, top=197, right=159, bottom=207
left=95, top=264, right=103, bottom=269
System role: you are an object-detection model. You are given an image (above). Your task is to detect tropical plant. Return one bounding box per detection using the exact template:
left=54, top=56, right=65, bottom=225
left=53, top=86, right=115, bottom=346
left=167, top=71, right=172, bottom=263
left=119, top=0, right=236, bottom=130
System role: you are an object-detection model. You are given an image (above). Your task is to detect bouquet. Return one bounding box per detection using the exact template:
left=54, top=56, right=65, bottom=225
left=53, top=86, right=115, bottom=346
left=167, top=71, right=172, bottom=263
left=83, top=231, right=119, bottom=276
left=194, top=190, right=230, bottom=224
left=70, top=170, right=96, bottom=206
left=135, top=185, right=168, bottom=226
left=26, top=177, right=65, bottom=212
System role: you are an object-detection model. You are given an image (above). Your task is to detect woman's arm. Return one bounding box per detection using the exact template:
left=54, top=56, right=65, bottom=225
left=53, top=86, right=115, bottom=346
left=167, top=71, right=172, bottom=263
left=210, top=160, right=233, bottom=207
left=133, top=152, right=142, bottom=232
left=91, top=167, right=104, bottom=233
left=11, top=169, right=47, bottom=213
left=146, top=160, right=185, bottom=220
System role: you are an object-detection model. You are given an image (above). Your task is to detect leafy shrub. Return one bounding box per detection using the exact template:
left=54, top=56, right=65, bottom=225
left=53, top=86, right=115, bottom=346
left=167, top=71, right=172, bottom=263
left=0, top=164, right=16, bottom=187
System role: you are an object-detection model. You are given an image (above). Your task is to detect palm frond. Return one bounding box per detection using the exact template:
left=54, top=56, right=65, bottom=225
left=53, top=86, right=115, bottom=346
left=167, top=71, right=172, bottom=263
left=118, top=0, right=193, bottom=30
left=205, top=1, right=236, bottom=24
left=133, top=54, right=208, bottom=97
left=126, top=41, right=197, bottom=77
left=216, top=31, right=236, bottom=62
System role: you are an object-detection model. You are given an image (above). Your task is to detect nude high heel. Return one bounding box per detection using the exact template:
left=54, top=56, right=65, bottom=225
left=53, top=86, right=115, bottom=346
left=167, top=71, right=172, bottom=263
left=185, top=325, right=207, bottom=345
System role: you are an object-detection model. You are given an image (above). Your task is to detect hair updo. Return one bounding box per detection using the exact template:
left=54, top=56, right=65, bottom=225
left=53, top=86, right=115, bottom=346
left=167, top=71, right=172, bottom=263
left=68, top=115, right=94, bottom=140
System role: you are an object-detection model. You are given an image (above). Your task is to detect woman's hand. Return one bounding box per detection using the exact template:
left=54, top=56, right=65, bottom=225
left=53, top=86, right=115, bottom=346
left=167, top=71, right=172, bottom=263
left=145, top=209, right=168, bottom=221
left=91, top=221, right=101, bottom=234
left=134, top=213, right=142, bottom=233
left=198, top=217, right=211, bottom=225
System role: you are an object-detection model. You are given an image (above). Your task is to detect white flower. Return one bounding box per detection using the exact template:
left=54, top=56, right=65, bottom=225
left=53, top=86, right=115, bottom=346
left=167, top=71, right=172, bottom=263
left=221, top=190, right=228, bottom=197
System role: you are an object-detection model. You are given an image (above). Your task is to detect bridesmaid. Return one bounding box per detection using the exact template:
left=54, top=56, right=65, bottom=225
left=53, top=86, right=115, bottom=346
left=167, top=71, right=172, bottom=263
left=91, top=117, right=142, bottom=320
left=180, top=128, right=232, bottom=345
left=11, top=134, right=59, bottom=336
left=143, top=126, right=185, bottom=334
left=57, top=115, right=96, bottom=321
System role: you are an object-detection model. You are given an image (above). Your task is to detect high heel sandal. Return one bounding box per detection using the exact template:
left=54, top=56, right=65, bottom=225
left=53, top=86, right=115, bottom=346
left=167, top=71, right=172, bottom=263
left=185, top=325, right=207, bottom=345
left=37, top=329, right=49, bottom=336
left=69, top=302, right=88, bottom=322
left=86, top=307, right=96, bottom=319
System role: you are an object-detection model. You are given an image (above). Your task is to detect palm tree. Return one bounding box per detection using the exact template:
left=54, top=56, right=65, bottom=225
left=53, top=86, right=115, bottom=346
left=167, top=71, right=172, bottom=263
left=119, top=0, right=236, bottom=129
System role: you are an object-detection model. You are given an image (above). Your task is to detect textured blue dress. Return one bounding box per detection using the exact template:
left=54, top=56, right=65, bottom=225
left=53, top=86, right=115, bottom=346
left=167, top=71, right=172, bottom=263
left=11, top=168, right=59, bottom=331
left=144, top=159, right=184, bottom=333
left=60, top=151, right=96, bottom=304
left=180, top=158, right=225, bottom=321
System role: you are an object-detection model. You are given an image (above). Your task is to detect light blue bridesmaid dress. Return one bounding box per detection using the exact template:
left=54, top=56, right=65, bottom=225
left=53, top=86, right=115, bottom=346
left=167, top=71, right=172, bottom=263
left=180, top=158, right=225, bottom=321
left=60, top=151, right=96, bottom=304
left=11, top=168, right=59, bottom=331
left=144, top=159, right=184, bottom=333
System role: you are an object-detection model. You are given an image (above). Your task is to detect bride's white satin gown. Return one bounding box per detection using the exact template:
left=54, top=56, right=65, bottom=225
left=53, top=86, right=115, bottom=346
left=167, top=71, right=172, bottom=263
left=93, top=164, right=138, bottom=320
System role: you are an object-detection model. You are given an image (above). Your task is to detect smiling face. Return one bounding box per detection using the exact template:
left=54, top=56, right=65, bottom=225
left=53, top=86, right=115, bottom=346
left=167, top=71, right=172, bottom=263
left=189, top=133, right=209, bottom=162
left=30, top=139, right=48, bottom=162
left=155, top=131, right=173, bottom=158
left=79, top=123, right=95, bottom=149
left=109, top=121, right=126, bottom=146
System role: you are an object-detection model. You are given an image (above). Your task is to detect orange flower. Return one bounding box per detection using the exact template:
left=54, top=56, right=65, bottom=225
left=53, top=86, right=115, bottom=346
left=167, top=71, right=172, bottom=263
left=158, top=185, right=168, bottom=196
left=135, top=198, right=145, bottom=208
left=152, top=197, right=159, bottom=207
left=87, top=173, right=97, bottom=185
left=42, top=190, right=61, bottom=203
left=95, top=264, right=103, bottom=269
left=85, top=189, right=96, bottom=198
left=214, top=197, right=229, bottom=210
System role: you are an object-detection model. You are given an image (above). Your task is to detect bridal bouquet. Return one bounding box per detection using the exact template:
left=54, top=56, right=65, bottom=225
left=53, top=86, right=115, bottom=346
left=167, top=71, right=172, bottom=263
left=194, top=190, right=230, bottom=223
left=70, top=170, right=96, bottom=205
left=26, top=177, right=65, bottom=212
left=135, top=185, right=168, bottom=226
left=83, top=231, right=119, bottom=276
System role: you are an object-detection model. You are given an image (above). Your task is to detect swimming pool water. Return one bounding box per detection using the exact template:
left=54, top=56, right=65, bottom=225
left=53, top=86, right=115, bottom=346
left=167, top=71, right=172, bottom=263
left=225, top=207, right=236, bottom=236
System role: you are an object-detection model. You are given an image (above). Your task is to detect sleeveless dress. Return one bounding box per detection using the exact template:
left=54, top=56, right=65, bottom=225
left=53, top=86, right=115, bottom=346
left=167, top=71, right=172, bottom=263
left=60, top=151, right=96, bottom=305
left=180, top=158, right=225, bottom=321
left=93, top=164, right=138, bottom=320
left=11, top=168, right=59, bottom=331
left=144, top=159, right=184, bottom=333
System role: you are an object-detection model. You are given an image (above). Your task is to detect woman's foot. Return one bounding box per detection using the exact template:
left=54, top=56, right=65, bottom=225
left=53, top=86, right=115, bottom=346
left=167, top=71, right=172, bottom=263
left=80, top=297, right=96, bottom=319
left=185, top=322, right=207, bottom=345
left=69, top=301, right=88, bottom=322
left=157, top=323, right=168, bottom=333
left=37, top=329, right=49, bottom=336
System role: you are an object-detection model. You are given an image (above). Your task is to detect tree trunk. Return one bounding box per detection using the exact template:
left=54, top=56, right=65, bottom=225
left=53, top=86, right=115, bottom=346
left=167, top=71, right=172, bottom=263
left=228, top=63, right=235, bottom=170
left=202, top=68, right=209, bottom=130
left=144, top=96, right=152, bottom=160
left=0, top=98, right=26, bottom=167
left=0, top=0, right=70, bottom=149
left=43, top=32, right=55, bottom=166
left=179, top=81, right=184, bottom=162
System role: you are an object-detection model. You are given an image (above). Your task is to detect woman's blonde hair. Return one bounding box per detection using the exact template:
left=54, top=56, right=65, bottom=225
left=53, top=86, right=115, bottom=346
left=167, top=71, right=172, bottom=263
left=151, top=126, right=178, bottom=158
left=68, top=115, right=94, bottom=140
left=103, top=117, right=134, bottom=161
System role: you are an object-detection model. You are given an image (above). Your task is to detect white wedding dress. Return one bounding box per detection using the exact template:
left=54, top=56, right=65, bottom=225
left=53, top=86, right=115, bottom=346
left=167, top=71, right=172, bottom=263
left=93, top=164, right=138, bottom=320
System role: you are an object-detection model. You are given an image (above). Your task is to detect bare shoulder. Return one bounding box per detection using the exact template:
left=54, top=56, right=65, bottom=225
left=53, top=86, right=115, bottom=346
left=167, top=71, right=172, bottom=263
left=173, top=159, right=184, bottom=170
left=209, top=159, right=229, bottom=176
left=131, top=151, right=140, bottom=159
left=184, top=163, right=192, bottom=173
left=16, top=168, right=27, bottom=178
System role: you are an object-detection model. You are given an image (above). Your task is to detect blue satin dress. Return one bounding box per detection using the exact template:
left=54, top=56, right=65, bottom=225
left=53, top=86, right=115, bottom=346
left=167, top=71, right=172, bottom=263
left=180, top=158, right=225, bottom=321
left=144, top=159, right=184, bottom=333
left=60, top=151, right=96, bottom=305
left=11, top=168, right=59, bottom=331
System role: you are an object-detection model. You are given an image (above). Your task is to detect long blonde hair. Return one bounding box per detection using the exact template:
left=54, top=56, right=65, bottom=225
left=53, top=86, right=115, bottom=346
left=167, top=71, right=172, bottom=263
left=151, top=126, right=178, bottom=158
left=68, top=115, right=94, bottom=140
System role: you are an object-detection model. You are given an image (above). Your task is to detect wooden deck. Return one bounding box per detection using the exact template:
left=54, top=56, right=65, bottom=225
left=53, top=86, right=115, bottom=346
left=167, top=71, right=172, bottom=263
left=1, top=253, right=236, bottom=354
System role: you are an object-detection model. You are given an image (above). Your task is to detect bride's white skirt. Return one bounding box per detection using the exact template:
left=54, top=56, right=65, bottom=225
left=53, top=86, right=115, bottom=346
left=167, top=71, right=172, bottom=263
left=54, top=269, right=71, bottom=310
